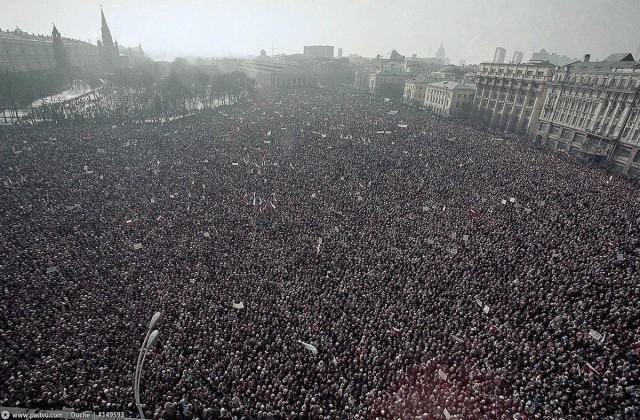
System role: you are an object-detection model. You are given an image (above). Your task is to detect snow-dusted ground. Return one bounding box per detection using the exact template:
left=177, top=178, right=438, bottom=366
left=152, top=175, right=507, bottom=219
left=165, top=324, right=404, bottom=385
left=0, top=87, right=96, bottom=124
left=29, top=87, right=93, bottom=108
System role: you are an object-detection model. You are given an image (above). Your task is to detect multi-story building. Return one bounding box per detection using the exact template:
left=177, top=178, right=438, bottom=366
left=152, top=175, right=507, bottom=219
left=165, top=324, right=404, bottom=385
left=353, top=71, right=373, bottom=92
left=424, top=81, right=475, bottom=117
left=472, top=60, right=556, bottom=135
left=531, top=49, right=577, bottom=67
left=303, top=45, right=334, bottom=59
left=354, top=70, right=410, bottom=98
left=493, top=47, right=506, bottom=64
left=237, top=61, right=318, bottom=88
left=536, top=53, right=640, bottom=177
left=403, top=74, right=431, bottom=106
left=512, top=51, right=524, bottom=64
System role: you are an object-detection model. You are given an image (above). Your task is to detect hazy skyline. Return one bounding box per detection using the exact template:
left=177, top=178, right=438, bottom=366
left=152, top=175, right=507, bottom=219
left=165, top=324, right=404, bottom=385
left=2, top=0, right=639, bottom=63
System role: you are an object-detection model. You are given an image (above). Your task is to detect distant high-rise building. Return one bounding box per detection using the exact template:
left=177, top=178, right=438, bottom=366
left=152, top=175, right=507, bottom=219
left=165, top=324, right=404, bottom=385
left=493, top=47, right=506, bottom=64
left=303, top=45, right=334, bottom=58
left=337, top=48, right=343, bottom=58
left=459, top=59, right=466, bottom=67
left=530, top=48, right=577, bottom=66
left=511, top=50, right=524, bottom=64
left=435, top=43, right=446, bottom=60
left=390, top=49, right=404, bottom=61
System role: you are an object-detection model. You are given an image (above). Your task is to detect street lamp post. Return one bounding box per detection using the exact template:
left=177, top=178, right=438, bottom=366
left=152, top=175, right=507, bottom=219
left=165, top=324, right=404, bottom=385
left=135, top=312, right=161, bottom=419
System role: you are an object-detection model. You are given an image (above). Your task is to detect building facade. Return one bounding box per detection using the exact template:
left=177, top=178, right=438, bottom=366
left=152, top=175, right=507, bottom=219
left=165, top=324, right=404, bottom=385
left=0, top=8, right=135, bottom=77
left=238, top=61, right=318, bottom=88
left=472, top=60, right=556, bottom=136
left=424, top=81, right=475, bottom=117
left=0, top=27, right=99, bottom=74
left=536, top=53, right=640, bottom=177
left=403, top=74, right=431, bottom=106
left=354, top=70, right=410, bottom=97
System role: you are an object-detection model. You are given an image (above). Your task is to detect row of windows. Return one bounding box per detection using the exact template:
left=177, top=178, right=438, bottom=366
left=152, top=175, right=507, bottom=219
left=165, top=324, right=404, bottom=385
left=555, top=73, right=640, bottom=90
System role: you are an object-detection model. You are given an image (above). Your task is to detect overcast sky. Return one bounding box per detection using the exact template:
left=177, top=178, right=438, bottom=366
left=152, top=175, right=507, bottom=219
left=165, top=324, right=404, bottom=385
left=2, top=0, right=639, bottom=63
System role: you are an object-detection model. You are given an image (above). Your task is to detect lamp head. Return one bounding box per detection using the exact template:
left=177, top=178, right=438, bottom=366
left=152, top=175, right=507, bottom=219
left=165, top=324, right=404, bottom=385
left=148, top=312, right=161, bottom=330
left=146, top=330, right=159, bottom=350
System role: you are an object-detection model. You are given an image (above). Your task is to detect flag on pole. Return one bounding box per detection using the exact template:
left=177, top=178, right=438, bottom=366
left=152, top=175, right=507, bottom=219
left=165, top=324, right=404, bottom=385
left=297, top=340, right=318, bottom=354
left=46, top=266, right=60, bottom=274
left=133, top=243, right=143, bottom=250
left=438, top=369, right=448, bottom=381
left=443, top=408, right=452, bottom=419
left=232, top=301, right=245, bottom=310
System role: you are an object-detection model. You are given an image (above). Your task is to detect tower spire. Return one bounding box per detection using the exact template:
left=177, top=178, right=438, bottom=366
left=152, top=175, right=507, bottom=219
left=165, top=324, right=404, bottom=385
left=100, top=6, right=114, bottom=48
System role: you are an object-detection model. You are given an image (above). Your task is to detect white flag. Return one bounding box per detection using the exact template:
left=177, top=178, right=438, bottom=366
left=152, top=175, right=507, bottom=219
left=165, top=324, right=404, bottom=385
left=267, top=130, right=271, bottom=137
left=133, top=243, right=143, bottom=250
left=298, top=340, right=318, bottom=354
left=501, top=199, right=507, bottom=205
left=46, top=266, right=59, bottom=274
left=483, top=305, right=490, bottom=314
left=444, top=408, right=451, bottom=419
left=231, top=162, right=239, bottom=166
left=509, top=197, right=516, bottom=203
left=438, top=369, right=448, bottom=381
left=232, top=301, right=245, bottom=309
left=203, top=232, right=210, bottom=238
left=463, top=234, right=469, bottom=242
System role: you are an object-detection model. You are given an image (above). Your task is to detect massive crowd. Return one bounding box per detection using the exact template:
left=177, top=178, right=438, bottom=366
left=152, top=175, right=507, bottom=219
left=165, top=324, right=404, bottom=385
left=1, top=87, right=639, bottom=419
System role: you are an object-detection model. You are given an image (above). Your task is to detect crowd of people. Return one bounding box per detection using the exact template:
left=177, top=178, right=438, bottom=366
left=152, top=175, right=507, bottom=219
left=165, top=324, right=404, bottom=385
left=1, top=87, right=639, bottom=419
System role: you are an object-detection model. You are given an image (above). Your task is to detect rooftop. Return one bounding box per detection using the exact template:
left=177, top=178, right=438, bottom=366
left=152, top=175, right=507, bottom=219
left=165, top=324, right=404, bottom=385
left=0, top=28, right=95, bottom=47
left=427, top=81, right=476, bottom=90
